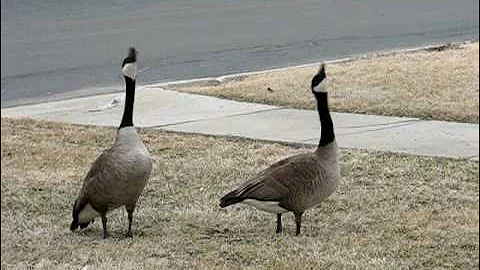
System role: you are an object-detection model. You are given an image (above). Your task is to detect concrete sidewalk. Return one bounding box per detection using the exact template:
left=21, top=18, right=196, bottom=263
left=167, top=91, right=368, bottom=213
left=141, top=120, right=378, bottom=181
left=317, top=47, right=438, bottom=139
left=2, top=87, right=478, bottom=161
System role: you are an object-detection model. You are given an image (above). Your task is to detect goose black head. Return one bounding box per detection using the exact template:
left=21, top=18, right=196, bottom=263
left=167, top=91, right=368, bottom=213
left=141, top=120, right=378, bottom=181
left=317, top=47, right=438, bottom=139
left=311, top=63, right=327, bottom=93
left=122, top=47, right=138, bottom=80
left=127, top=46, right=137, bottom=61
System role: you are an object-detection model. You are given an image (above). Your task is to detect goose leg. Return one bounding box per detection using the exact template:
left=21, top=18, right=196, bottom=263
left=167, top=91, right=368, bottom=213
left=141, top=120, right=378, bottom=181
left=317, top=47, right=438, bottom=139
left=125, top=204, right=136, bottom=238
left=294, top=212, right=303, bottom=236
left=101, top=212, right=108, bottom=239
left=276, top=213, right=282, bottom=234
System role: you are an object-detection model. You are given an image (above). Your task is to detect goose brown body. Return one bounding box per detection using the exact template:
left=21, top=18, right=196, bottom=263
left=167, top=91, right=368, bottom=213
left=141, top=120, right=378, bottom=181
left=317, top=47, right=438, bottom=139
left=220, top=63, right=339, bottom=235
left=73, top=127, right=152, bottom=224
left=84, top=128, right=151, bottom=209
left=221, top=144, right=338, bottom=211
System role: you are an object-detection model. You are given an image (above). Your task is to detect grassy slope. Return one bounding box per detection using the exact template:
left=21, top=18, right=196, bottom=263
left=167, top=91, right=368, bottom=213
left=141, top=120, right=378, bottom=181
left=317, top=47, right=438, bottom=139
left=174, top=42, right=479, bottom=123
left=1, top=118, right=478, bottom=269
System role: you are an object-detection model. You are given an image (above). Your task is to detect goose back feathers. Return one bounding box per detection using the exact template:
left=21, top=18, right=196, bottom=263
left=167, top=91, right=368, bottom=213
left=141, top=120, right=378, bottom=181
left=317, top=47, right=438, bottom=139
left=220, top=144, right=338, bottom=212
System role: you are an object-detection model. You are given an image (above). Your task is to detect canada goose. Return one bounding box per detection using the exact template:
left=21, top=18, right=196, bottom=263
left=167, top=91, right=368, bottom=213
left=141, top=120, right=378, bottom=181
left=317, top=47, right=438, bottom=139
left=219, top=63, right=339, bottom=235
left=70, top=47, right=153, bottom=239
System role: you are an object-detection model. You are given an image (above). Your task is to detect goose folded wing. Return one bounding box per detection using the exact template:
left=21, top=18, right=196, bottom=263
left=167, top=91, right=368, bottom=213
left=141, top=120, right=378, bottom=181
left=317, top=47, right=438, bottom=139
left=236, top=154, right=316, bottom=202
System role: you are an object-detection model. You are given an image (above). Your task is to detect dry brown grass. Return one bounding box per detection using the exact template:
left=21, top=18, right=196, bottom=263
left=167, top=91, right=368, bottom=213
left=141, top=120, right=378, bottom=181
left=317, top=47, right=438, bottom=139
left=174, top=42, right=479, bottom=123
left=1, top=118, right=478, bottom=269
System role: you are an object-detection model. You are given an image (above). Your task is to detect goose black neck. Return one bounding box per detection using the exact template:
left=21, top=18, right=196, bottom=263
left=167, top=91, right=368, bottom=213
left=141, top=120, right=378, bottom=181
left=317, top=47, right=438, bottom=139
left=119, top=76, right=135, bottom=129
left=314, top=92, right=335, bottom=146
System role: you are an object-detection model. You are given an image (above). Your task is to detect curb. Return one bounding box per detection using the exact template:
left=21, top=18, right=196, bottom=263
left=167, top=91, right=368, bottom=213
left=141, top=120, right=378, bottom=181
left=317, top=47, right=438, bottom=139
left=143, top=56, right=355, bottom=89
left=144, top=40, right=476, bottom=90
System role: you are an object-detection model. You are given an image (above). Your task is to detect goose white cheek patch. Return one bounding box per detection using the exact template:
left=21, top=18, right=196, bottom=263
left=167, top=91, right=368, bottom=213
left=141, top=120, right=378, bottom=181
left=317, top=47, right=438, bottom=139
left=313, top=81, right=327, bottom=93
left=122, top=63, right=137, bottom=80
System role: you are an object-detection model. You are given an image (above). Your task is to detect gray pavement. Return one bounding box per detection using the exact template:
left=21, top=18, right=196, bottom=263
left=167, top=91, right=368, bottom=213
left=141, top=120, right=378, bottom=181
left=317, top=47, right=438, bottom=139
left=2, top=0, right=478, bottom=108
left=2, top=87, right=478, bottom=161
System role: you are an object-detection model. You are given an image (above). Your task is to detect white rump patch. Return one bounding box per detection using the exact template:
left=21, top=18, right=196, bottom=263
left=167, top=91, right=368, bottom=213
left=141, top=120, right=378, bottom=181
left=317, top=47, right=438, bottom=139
left=78, top=203, right=100, bottom=223
left=122, top=62, right=137, bottom=79
left=242, top=199, right=289, bottom=213
left=313, top=80, right=327, bottom=93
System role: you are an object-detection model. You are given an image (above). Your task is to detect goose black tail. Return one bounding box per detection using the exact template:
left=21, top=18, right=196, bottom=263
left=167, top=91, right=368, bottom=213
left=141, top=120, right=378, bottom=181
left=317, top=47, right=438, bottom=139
left=70, top=198, right=80, bottom=231
left=70, top=219, right=79, bottom=231
left=70, top=219, right=90, bottom=231
left=219, top=190, right=244, bottom=208
left=70, top=194, right=88, bottom=231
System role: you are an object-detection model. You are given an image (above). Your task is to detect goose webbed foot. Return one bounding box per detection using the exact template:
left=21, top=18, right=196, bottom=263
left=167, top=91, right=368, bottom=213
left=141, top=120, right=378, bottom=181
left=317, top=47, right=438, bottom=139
left=294, top=212, right=303, bottom=236
left=101, top=213, right=108, bottom=239
left=276, top=213, right=282, bottom=234
left=126, top=205, right=135, bottom=238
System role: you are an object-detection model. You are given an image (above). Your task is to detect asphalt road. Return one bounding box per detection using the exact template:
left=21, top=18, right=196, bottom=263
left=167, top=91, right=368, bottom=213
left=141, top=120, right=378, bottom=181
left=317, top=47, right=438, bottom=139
left=1, top=0, right=478, bottom=108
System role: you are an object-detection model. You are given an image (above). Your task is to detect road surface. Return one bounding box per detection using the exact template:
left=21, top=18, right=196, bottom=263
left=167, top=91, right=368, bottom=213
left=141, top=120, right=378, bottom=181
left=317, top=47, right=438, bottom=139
left=1, top=0, right=478, bottom=107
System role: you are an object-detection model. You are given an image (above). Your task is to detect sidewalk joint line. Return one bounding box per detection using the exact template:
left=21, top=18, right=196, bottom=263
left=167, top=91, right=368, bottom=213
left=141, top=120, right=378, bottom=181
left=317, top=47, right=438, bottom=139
left=338, top=120, right=424, bottom=136
left=149, top=107, right=282, bottom=129
left=300, top=119, right=424, bottom=142
left=338, top=119, right=423, bottom=129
